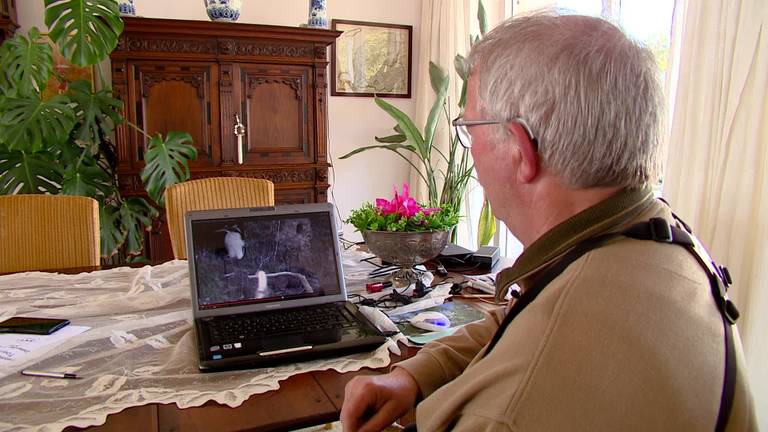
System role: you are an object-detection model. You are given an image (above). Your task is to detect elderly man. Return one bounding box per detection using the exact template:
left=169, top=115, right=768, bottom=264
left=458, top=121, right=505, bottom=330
left=340, top=13, right=755, bottom=432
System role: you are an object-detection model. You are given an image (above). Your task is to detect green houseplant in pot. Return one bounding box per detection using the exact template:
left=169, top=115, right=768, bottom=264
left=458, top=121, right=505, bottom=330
left=340, top=0, right=497, bottom=247
left=346, top=183, right=458, bottom=286
left=0, top=0, right=197, bottom=261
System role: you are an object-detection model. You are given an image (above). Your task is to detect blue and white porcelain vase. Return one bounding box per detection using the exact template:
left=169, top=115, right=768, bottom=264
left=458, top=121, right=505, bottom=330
left=118, top=0, right=135, bottom=17
left=307, top=0, right=328, bottom=29
left=204, top=0, right=242, bottom=22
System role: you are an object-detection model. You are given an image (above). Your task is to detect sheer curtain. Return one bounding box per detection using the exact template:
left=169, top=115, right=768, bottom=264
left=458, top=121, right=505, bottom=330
left=411, top=0, right=515, bottom=253
left=409, top=0, right=470, bottom=202
left=663, top=0, right=767, bottom=426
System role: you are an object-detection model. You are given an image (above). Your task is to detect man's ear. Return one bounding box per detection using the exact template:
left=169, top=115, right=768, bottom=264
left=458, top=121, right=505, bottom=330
left=508, top=121, right=539, bottom=183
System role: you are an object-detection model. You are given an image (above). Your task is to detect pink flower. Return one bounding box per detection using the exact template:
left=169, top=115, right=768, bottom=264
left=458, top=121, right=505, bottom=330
left=376, top=183, right=424, bottom=218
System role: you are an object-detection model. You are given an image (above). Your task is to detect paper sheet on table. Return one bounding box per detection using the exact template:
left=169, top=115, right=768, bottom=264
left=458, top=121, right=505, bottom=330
left=0, top=325, right=90, bottom=378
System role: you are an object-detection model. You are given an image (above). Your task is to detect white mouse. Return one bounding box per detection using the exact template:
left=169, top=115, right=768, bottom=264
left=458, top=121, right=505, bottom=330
left=409, top=311, right=451, bottom=332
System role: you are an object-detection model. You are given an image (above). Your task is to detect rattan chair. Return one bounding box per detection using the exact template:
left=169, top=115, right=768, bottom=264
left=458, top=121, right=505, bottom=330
left=0, top=194, right=100, bottom=273
left=164, top=177, right=275, bottom=260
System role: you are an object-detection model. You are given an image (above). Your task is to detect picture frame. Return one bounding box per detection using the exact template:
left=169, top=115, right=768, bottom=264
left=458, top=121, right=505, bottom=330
left=331, top=19, right=412, bottom=98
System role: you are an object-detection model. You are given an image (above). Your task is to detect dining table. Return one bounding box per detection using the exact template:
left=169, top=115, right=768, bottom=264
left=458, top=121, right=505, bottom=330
left=0, top=249, right=425, bottom=432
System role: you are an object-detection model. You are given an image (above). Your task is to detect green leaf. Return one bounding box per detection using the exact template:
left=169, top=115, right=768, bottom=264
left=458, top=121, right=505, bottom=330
left=423, top=62, right=449, bottom=149
left=140, top=131, right=197, bottom=206
left=339, top=143, right=417, bottom=159
left=99, top=202, right=126, bottom=259
left=458, top=78, right=468, bottom=109
left=374, top=133, right=407, bottom=144
left=374, top=97, right=427, bottom=159
left=0, top=149, right=63, bottom=194
left=0, top=27, right=54, bottom=98
left=454, top=54, right=469, bottom=81
left=477, top=197, right=497, bottom=246
left=67, top=80, right=123, bottom=144
left=60, top=148, right=112, bottom=197
left=119, top=198, right=158, bottom=256
left=452, top=55, right=469, bottom=110
left=0, top=94, right=75, bottom=152
left=429, top=61, right=449, bottom=95
left=478, top=0, right=489, bottom=36
left=44, top=0, right=124, bottom=67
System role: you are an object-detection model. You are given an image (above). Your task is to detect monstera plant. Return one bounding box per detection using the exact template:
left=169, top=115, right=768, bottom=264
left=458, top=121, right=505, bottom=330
left=0, top=0, right=197, bottom=260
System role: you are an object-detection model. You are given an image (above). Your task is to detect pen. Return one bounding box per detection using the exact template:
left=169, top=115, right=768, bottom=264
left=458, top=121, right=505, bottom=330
left=21, top=369, right=80, bottom=379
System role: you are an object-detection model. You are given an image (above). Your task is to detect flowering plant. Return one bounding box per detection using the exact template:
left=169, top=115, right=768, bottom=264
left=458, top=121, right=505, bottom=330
left=346, top=183, right=458, bottom=232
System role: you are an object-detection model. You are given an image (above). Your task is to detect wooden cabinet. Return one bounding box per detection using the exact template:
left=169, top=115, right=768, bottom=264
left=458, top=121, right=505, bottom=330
left=0, top=0, right=18, bottom=44
left=132, top=61, right=221, bottom=167
left=110, top=17, right=340, bottom=261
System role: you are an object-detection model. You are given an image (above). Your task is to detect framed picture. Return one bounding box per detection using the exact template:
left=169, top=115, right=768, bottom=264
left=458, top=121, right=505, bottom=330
left=331, top=19, right=412, bottom=98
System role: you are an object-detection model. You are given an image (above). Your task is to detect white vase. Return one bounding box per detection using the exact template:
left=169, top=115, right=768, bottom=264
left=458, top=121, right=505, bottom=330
left=204, top=0, right=242, bottom=22
left=307, top=0, right=328, bottom=29
left=118, top=0, right=135, bottom=17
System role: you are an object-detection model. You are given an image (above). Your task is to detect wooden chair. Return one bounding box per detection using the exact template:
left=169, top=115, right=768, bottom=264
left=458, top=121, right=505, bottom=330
left=0, top=194, right=100, bottom=273
left=164, top=177, right=275, bottom=260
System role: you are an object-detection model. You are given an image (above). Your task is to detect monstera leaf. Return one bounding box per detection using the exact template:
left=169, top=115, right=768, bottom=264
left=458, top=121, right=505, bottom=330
left=0, top=148, right=63, bottom=194
left=60, top=148, right=112, bottom=197
left=140, top=131, right=197, bottom=206
left=67, top=80, right=123, bottom=144
left=99, top=202, right=126, bottom=259
left=0, top=28, right=54, bottom=98
left=119, top=198, right=158, bottom=256
left=44, top=0, right=124, bottom=67
left=0, top=94, right=75, bottom=152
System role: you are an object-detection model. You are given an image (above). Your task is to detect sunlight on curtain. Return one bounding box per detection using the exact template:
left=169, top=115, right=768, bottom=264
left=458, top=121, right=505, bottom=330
left=409, top=0, right=470, bottom=204
left=412, top=0, right=510, bottom=252
left=663, top=0, right=767, bottom=427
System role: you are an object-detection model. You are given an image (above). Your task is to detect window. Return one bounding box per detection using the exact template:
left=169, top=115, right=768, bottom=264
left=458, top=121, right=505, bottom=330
left=557, top=0, right=674, bottom=74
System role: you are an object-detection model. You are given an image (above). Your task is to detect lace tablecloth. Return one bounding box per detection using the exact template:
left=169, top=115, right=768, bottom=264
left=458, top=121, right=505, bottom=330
left=0, top=254, right=395, bottom=432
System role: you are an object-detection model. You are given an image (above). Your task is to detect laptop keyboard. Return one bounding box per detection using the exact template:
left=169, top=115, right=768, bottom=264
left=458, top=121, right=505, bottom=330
left=208, top=303, right=356, bottom=341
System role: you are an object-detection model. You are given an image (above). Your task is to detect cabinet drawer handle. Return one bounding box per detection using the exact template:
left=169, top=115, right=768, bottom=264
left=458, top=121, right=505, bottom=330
left=234, top=114, right=245, bottom=165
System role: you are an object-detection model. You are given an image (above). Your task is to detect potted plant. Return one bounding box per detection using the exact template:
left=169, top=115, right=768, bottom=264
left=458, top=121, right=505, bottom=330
left=340, top=0, right=496, bottom=246
left=346, top=183, right=458, bottom=286
left=0, top=0, right=197, bottom=261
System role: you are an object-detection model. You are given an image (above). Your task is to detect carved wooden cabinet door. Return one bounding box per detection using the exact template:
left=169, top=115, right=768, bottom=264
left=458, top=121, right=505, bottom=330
left=110, top=18, right=340, bottom=261
left=131, top=61, right=221, bottom=168
left=228, top=64, right=315, bottom=166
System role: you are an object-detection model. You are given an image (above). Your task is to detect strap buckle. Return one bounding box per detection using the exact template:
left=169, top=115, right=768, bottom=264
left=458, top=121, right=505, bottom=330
left=649, top=217, right=673, bottom=242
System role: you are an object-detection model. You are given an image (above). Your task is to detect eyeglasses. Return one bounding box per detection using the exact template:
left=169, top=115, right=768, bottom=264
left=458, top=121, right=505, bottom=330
left=452, top=116, right=538, bottom=149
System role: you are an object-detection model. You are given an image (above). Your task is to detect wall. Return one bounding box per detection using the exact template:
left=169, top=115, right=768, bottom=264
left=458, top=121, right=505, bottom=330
left=16, top=0, right=421, bottom=242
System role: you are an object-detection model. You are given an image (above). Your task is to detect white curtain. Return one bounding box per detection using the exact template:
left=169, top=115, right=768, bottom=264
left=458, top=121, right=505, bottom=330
left=409, top=0, right=471, bottom=203
left=663, top=0, right=767, bottom=427
left=412, top=0, right=512, bottom=251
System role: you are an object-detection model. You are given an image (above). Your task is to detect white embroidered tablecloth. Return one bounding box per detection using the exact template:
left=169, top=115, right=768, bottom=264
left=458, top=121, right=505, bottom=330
left=0, top=254, right=394, bottom=432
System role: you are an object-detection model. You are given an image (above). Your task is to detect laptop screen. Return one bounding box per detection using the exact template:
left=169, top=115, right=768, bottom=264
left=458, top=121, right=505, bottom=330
left=189, top=210, right=342, bottom=310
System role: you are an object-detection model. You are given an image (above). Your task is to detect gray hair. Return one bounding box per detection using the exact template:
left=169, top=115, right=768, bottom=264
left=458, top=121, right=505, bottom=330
left=466, top=12, right=663, bottom=188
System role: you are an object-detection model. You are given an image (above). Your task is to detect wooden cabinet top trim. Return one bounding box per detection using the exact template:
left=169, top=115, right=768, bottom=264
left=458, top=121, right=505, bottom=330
left=119, top=17, right=341, bottom=45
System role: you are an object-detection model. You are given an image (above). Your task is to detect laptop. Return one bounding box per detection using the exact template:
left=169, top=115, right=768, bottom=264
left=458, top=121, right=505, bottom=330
left=184, top=202, right=387, bottom=371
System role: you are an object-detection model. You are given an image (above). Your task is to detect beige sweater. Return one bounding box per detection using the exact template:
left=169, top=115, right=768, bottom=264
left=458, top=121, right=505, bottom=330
left=396, top=188, right=755, bottom=431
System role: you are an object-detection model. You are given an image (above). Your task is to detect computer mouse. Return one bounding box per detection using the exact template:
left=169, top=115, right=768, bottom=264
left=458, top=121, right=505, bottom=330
left=409, top=311, right=451, bottom=332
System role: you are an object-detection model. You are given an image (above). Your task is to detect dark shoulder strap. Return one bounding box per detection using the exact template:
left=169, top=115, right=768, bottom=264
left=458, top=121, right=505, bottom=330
left=482, top=217, right=738, bottom=432
left=483, top=231, right=624, bottom=355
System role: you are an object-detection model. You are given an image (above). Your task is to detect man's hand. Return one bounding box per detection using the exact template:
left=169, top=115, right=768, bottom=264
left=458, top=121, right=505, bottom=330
left=341, top=367, right=420, bottom=432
